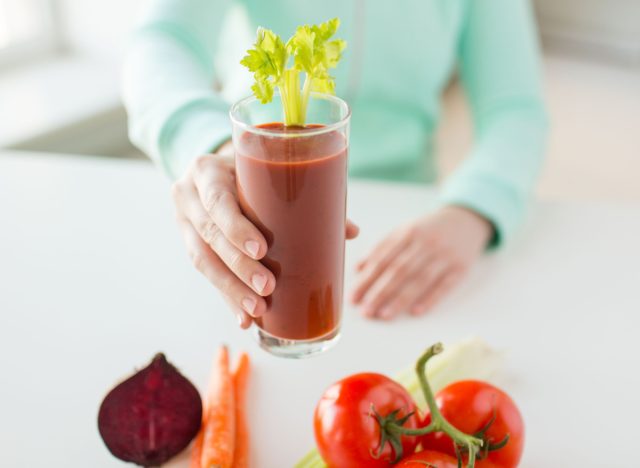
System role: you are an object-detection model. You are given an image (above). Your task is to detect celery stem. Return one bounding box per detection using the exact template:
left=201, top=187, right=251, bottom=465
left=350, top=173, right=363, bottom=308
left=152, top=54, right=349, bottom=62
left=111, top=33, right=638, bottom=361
left=280, top=69, right=306, bottom=126
left=301, top=73, right=312, bottom=124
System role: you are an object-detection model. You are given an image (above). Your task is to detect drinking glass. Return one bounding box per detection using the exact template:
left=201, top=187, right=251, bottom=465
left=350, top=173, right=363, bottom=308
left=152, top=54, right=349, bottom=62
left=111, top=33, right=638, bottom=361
left=230, top=93, right=350, bottom=358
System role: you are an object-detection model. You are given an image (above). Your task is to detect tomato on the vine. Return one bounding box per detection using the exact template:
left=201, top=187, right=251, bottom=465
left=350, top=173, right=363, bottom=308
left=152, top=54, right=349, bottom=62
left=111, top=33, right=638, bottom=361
left=398, top=450, right=501, bottom=468
left=314, top=373, right=420, bottom=468
left=420, top=380, right=524, bottom=468
left=397, top=450, right=459, bottom=467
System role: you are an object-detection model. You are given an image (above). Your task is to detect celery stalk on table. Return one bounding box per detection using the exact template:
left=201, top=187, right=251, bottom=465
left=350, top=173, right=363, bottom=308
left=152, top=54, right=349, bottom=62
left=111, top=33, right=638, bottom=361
left=293, top=338, right=504, bottom=468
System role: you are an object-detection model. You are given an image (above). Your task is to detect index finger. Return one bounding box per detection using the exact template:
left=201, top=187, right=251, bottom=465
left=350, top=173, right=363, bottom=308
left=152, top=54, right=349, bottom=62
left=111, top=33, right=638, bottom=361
left=192, top=159, right=267, bottom=260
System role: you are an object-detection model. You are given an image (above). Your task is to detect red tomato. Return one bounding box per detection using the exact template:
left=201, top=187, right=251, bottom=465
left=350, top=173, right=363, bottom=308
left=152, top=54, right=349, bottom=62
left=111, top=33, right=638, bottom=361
left=398, top=450, right=501, bottom=468
left=314, top=373, right=420, bottom=468
left=397, top=450, right=459, bottom=467
left=420, top=380, right=524, bottom=468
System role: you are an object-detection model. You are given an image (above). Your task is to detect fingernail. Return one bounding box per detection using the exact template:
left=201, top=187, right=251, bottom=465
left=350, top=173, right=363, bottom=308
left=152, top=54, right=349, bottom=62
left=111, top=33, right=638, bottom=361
left=237, top=313, right=244, bottom=327
left=241, top=297, right=257, bottom=316
left=251, top=273, right=267, bottom=293
left=245, top=240, right=260, bottom=258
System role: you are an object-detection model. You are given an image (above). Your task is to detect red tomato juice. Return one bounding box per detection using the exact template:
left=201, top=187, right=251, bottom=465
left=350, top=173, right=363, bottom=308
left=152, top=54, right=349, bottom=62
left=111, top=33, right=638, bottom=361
left=235, top=122, right=348, bottom=340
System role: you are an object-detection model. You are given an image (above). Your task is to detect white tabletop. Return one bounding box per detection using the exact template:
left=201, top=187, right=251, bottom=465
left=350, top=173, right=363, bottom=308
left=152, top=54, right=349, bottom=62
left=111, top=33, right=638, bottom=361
left=1, top=152, right=639, bottom=468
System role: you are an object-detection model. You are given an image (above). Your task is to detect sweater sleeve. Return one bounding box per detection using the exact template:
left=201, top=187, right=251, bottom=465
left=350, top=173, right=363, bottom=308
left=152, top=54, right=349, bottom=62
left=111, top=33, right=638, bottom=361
left=123, top=0, right=233, bottom=179
left=438, top=0, right=549, bottom=247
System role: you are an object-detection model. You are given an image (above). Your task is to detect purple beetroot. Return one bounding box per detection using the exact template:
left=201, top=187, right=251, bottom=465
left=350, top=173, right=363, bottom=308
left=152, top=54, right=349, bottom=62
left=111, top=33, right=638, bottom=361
left=97, top=353, right=202, bottom=466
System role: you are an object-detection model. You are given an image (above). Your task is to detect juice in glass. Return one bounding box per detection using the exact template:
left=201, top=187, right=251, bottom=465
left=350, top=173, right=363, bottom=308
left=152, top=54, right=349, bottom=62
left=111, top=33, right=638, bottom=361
left=231, top=94, right=350, bottom=358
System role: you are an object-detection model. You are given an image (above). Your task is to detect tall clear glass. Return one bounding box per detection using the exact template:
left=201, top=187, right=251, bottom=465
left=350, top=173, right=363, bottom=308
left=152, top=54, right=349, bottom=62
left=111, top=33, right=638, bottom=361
left=230, top=93, right=350, bottom=358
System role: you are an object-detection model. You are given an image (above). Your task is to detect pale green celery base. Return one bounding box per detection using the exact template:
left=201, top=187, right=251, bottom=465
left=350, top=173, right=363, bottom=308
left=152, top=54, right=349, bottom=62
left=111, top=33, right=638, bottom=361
left=292, top=337, right=504, bottom=468
left=280, top=70, right=314, bottom=126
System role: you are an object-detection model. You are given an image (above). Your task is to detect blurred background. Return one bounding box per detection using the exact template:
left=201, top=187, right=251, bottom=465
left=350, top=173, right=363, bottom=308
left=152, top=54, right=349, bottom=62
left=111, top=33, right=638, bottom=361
left=0, top=0, right=638, bottom=200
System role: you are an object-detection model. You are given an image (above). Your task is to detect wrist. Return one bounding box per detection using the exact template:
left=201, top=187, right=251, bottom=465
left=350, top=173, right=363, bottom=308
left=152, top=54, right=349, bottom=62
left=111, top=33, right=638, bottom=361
left=442, top=205, right=495, bottom=248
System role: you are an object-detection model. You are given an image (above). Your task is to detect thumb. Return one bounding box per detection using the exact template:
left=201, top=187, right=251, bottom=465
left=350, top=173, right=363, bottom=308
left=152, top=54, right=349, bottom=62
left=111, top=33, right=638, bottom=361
left=346, top=219, right=360, bottom=240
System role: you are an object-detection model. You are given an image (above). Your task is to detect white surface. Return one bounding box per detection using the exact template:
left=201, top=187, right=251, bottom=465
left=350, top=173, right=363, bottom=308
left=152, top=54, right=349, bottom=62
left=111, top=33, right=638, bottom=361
left=0, top=152, right=639, bottom=468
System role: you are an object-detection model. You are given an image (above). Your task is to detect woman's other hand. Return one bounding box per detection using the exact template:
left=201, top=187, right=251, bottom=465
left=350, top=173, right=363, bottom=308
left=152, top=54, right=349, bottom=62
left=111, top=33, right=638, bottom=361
left=350, top=206, right=492, bottom=319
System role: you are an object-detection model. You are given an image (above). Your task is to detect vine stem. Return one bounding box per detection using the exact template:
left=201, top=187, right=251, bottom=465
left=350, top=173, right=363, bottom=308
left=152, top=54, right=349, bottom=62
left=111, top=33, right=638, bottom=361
left=386, top=343, right=484, bottom=467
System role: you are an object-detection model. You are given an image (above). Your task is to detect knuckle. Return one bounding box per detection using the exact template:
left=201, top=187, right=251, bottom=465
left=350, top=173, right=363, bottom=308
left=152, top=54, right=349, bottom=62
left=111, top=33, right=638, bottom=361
left=211, top=155, right=229, bottom=169
left=227, top=249, right=244, bottom=272
left=201, top=220, right=221, bottom=245
left=203, top=189, right=228, bottom=215
left=210, top=224, right=224, bottom=246
left=213, top=160, right=235, bottom=183
left=193, top=154, right=212, bottom=172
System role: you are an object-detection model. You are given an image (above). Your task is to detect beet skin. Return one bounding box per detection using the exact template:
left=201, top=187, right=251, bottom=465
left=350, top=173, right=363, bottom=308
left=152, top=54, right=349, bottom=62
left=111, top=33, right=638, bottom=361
left=98, top=353, right=202, bottom=466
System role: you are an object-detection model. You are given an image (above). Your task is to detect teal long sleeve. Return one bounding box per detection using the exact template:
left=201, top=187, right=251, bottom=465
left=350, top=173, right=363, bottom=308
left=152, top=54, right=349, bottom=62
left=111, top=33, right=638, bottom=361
left=123, top=0, right=548, bottom=247
left=123, top=0, right=234, bottom=179
left=439, top=0, right=549, bottom=246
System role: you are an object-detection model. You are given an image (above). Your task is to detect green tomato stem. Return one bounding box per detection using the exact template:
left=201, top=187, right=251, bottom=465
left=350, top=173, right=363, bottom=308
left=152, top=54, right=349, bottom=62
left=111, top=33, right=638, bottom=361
left=387, top=343, right=484, bottom=468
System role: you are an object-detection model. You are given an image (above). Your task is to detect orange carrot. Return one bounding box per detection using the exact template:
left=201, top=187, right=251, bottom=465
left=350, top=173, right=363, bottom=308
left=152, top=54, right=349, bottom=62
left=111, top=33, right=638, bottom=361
left=232, top=353, right=251, bottom=468
left=189, top=418, right=205, bottom=468
left=200, top=346, right=236, bottom=468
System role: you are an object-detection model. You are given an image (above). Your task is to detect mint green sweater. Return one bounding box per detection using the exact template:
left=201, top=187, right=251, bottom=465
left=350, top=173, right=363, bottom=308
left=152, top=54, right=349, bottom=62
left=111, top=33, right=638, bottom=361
left=123, top=0, right=548, bottom=246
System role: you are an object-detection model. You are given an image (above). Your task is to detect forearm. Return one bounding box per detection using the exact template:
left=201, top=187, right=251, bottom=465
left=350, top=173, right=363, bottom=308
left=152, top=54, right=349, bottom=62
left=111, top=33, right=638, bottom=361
left=439, top=100, right=548, bottom=247
left=122, top=0, right=232, bottom=179
left=441, top=0, right=549, bottom=247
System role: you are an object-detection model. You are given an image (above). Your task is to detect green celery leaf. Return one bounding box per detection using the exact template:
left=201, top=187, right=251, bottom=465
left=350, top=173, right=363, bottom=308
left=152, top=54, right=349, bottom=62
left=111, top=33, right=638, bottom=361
left=311, top=76, right=335, bottom=94
left=241, top=27, right=287, bottom=103
left=251, top=77, right=274, bottom=104
left=322, top=39, right=346, bottom=68
left=313, top=17, right=340, bottom=42
left=289, top=25, right=315, bottom=73
left=240, top=18, right=345, bottom=124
